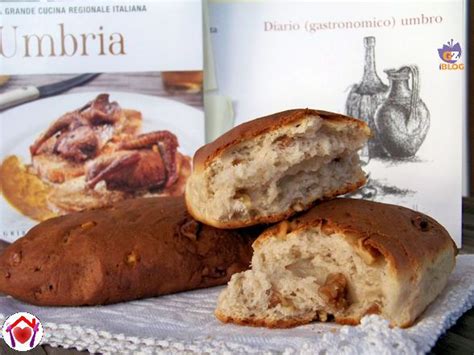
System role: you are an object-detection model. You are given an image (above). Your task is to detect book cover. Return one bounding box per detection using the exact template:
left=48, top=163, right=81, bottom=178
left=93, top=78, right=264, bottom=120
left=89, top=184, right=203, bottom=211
left=0, top=0, right=204, bottom=241
left=208, top=0, right=466, bottom=245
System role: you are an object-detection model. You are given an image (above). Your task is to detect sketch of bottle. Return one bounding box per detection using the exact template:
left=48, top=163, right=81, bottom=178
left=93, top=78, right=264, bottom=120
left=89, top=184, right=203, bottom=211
left=374, top=65, right=430, bottom=158
left=346, top=36, right=388, bottom=159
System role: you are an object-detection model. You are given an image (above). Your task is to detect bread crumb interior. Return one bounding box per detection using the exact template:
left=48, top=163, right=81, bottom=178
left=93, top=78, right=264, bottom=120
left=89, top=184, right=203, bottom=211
left=216, top=227, right=389, bottom=325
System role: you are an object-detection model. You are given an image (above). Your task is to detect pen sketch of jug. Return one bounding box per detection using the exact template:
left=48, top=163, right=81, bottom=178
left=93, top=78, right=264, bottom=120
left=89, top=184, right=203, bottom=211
left=346, top=36, right=388, bottom=159
left=346, top=36, right=430, bottom=160
left=374, top=65, right=430, bottom=158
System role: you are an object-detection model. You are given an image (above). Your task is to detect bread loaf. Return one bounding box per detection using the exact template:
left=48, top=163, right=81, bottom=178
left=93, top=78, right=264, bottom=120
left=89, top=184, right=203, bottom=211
left=0, top=197, right=259, bottom=306
left=215, top=198, right=457, bottom=328
left=186, top=109, right=370, bottom=229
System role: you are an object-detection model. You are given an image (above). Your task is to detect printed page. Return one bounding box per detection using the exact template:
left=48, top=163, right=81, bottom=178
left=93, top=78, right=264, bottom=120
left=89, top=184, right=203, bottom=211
left=209, top=0, right=465, bottom=245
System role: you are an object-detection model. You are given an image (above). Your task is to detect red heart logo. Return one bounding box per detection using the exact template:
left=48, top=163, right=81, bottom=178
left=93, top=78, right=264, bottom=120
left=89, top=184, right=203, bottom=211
left=13, top=326, right=32, bottom=344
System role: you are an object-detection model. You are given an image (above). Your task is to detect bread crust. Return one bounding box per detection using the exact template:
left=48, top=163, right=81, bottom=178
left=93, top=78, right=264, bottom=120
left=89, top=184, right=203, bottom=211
left=193, top=109, right=370, bottom=172
left=254, top=198, right=457, bottom=276
left=215, top=310, right=315, bottom=328
left=215, top=309, right=383, bottom=329
left=0, top=197, right=260, bottom=306
left=185, top=178, right=366, bottom=229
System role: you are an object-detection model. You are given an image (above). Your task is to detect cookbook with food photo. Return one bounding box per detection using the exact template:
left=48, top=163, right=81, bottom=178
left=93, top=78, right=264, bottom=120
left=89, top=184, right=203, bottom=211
left=0, top=0, right=204, bottom=241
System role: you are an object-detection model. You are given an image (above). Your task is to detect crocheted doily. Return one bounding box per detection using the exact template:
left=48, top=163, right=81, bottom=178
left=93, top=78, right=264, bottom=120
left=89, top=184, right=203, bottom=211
left=0, top=255, right=473, bottom=354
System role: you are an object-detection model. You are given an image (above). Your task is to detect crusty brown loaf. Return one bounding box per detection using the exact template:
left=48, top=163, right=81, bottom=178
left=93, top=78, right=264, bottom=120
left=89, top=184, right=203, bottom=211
left=0, top=197, right=259, bottom=306
left=186, top=109, right=370, bottom=229
left=215, top=198, right=457, bottom=328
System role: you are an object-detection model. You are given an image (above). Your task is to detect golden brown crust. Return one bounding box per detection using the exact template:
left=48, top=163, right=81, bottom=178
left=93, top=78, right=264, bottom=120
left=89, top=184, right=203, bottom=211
left=193, top=109, right=370, bottom=173
left=216, top=309, right=378, bottom=329
left=0, top=197, right=261, bottom=306
left=216, top=314, right=413, bottom=329
left=215, top=309, right=315, bottom=328
left=186, top=177, right=367, bottom=229
left=254, top=198, right=457, bottom=275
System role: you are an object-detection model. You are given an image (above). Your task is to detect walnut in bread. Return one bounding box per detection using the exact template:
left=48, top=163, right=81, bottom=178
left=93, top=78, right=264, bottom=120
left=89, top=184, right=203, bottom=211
left=186, top=109, right=370, bottom=229
left=215, top=198, right=457, bottom=328
left=0, top=197, right=259, bottom=306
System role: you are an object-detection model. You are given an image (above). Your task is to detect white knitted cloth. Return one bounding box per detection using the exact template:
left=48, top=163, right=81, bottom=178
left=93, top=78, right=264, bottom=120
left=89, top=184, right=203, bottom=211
left=0, top=255, right=473, bottom=354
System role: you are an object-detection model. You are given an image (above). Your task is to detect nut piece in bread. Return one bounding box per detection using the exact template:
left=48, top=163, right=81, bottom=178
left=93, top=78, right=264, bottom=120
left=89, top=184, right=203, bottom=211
left=0, top=197, right=260, bottom=306
left=186, top=109, right=370, bottom=228
left=215, top=198, right=457, bottom=328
